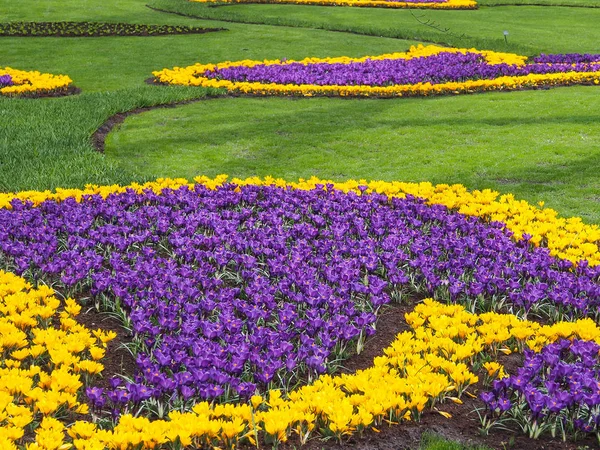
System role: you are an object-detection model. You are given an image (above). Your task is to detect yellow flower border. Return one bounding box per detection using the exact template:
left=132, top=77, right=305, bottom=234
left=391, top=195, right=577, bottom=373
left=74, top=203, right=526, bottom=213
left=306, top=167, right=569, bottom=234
left=189, top=0, right=478, bottom=9
left=0, top=67, right=73, bottom=96
left=153, top=45, right=527, bottom=85
left=152, top=44, right=600, bottom=98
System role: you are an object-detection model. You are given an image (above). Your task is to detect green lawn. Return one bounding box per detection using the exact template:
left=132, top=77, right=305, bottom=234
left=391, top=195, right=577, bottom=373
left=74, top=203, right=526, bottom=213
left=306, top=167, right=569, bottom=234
left=2, top=27, right=413, bottom=92
left=1, top=0, right=188, bottom=22
left=148, top=0, right=600, bottom=54
left=105, top=86, right=600, bottom=222
left=0, top=1, right=417, bottom=191
left=419, top=432, right=491, bottom=450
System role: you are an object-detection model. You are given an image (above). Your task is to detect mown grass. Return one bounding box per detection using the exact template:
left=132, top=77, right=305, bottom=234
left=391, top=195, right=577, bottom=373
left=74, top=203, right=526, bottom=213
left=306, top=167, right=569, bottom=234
left=147, top=0, right=600, bottom=54
left=1, top=0, right=186, bottom=23
left=419, top=432, right=492, bottom=450
left=0, top=86, right=217, bottom=191
left=2, top=25, right=414, bottom=91
left=105, top=86, right=600, bottom=223
left=0, top=1, right=416, bottom=190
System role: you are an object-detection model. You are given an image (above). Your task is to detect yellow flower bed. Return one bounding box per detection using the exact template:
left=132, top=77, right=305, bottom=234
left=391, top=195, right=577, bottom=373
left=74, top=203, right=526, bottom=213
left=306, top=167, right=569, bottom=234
left=0, top=270, right=114, bottom=449
left=1, top=174, right=597, bottom=266
left=189, top=0, right=477, bottom=8
left=0, top=67, right=73, bottom=96
left=6, top=293, right=600, bottom=449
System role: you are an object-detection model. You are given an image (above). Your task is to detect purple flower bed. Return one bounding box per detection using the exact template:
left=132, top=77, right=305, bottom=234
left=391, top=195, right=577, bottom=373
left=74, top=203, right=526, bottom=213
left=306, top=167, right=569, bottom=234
left=481, top=339, right=600, bottom=440
left=533, top=53, right=600, bottom=64
left=0, top=74, right=13, bottom=87
left=1, top=184, right=600, bottom=413
left=203, top=52, right=600, bottom=87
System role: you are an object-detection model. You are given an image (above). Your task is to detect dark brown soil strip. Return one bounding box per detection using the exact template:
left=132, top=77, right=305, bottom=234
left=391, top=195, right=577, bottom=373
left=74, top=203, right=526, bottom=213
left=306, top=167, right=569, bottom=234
left=93, top=104, right=176, bottom=153
left=75, top=307, right=138, bottom=393
left=338, top=303, right=412, bottom=374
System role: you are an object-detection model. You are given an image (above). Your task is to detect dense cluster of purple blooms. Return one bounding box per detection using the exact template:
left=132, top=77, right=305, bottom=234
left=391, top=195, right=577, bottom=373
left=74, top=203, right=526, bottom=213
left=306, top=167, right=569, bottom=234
left=1, top=184, right=600, bottom=412
left=482, top=339, right=600, bottom=439
left=203, top=52, right=600, bottom=87
left=0, top=74, right=13, bottom=86
left=533, top=53, right=600, bottom=64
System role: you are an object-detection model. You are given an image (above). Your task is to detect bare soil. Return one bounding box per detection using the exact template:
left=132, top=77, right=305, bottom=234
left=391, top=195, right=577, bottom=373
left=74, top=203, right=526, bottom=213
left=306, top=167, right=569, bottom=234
left=75, top=306, right=138, bottom=392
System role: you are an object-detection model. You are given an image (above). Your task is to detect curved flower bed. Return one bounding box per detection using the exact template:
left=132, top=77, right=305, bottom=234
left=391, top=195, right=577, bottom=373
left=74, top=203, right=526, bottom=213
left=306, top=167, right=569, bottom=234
left=2, top=177, right=600, bottom=447
left=188, top=0, right=477, bottom=9
left=0, top=67, right=73, bottom=96
left=2, top=179, right=600, bottom=420
left=4, top=286, right=600, bottom=449
left=153, top=45, right=600, bottom=98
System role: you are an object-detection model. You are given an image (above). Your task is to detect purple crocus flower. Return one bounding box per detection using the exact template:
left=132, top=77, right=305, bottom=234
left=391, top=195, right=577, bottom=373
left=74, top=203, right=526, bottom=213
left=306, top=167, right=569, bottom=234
left=85, top=387, right=105, bottom=408
left=0, top=74, right=12, bottom=87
